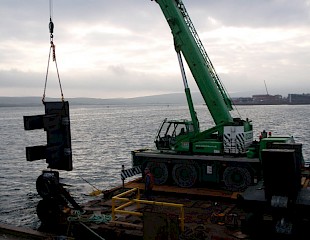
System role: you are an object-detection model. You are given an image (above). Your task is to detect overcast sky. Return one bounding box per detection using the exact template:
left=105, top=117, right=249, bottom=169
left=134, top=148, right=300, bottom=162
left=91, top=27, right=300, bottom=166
left=1, top=0, right=310, bottom=99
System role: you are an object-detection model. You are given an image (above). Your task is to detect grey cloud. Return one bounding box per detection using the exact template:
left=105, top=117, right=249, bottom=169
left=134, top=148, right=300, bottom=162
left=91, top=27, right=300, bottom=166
left=1, top=0, right=309, bottom=98
left=188, top=0, right=310, bottom=28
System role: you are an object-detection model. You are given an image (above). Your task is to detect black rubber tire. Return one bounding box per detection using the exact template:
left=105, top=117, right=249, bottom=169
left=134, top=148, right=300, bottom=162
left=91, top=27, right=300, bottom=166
left=36, top=199, right=61, bottom=225
left=36, top=174, right=59, bottom=199
left=172, top=164, right=197, bottom=188
left=146, top=161, right=169, bottom=185
left=223, top=166, right=251, bottom=191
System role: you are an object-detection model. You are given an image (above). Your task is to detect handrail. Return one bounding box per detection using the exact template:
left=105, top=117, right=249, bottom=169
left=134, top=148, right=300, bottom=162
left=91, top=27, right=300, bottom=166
left=112, top=188, right=185, bottom=231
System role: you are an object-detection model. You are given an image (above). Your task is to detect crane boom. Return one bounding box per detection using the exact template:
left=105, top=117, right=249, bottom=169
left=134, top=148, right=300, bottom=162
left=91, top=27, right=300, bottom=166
left=155, top=0, right=233, bottom=125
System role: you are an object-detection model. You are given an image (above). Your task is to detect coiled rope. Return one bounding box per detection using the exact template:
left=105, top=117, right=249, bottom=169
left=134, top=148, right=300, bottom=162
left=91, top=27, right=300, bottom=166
left=68, top=210, right=112, bottom=224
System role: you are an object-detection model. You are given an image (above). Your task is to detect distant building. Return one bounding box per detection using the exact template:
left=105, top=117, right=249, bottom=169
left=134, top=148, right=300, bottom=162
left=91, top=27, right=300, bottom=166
left=231, top=97, right=253, bottom=105
left=252, top=94, right=284, bottom=104
left=232, top=94, right=285, bottom=105
left=288, top=94, right=310, bottom=104
left=232, top=93, right=310, bottom=105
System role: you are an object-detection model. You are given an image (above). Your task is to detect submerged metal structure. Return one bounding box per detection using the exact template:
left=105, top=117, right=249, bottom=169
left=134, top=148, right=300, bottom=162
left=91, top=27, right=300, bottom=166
left=24, top=101, right=72, bottom=171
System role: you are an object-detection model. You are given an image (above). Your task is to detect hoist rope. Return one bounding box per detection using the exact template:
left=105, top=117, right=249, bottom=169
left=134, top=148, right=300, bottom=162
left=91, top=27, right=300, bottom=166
left=42, top=0, right=64, bottom=103
left=78, top=175, right=103, bottom=196
left=49, top=0, right=53, bottom=21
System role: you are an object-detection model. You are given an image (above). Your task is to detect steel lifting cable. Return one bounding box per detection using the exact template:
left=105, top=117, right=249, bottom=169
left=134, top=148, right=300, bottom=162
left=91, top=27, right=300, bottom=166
left=42, top=0, right=64, bottom=103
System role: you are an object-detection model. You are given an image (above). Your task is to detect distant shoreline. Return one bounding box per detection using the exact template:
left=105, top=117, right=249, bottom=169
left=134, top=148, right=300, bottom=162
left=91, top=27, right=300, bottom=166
left=1, top=93, right=310, bottom=107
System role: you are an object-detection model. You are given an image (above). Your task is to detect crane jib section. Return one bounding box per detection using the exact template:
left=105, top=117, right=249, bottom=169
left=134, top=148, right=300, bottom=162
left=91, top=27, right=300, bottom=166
left=155, top=0, right=233, bottom=125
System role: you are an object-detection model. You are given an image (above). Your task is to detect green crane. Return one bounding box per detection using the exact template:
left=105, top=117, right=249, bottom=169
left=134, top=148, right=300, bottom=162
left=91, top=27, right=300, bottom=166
left=132, top=0, right=299, bottom=190
left=153, top=0, right=253, bottom=155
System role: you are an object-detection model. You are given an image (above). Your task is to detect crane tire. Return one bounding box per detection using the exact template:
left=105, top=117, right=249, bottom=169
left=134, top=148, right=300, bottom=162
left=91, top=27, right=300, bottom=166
left=172, top=164, right=197, bottom=188
left=223, top=166, right=251, bottom=192
left=146, top=161, right=169, bottom=185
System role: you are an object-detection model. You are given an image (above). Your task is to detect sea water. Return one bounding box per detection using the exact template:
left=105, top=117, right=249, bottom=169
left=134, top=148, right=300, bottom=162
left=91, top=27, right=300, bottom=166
left=0, top=104, right=309, bottom=229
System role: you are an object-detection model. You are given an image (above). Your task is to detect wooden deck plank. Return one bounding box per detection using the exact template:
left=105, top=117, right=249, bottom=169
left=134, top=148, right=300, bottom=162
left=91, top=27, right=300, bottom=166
left=0, top=223, right=54, bottom=240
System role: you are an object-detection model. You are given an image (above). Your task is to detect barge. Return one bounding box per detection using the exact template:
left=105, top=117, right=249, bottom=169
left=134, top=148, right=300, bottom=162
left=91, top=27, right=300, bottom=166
left=7, top=163, right=307, bottom=240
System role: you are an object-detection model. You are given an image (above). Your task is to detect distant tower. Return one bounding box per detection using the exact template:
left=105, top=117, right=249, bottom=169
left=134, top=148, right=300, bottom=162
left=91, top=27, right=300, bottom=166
left=264, top=80, right=269, bottom=95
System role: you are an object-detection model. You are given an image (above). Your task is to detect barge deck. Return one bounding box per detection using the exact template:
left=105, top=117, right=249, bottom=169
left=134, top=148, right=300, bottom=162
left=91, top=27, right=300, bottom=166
left=51, top=171, right=310, bottom=240
left=71, top=178, right=245, bottom=240
left=3, top=169, right=310, bottom=240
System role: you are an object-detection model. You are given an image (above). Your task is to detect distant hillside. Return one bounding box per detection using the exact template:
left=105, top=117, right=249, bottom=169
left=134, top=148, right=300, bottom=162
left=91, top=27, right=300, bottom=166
left=0, top=93, right=205, bottom=107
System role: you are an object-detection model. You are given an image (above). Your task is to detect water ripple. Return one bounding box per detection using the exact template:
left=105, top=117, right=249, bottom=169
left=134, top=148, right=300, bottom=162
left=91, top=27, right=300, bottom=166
left=0, top=104, right=309, bottom=228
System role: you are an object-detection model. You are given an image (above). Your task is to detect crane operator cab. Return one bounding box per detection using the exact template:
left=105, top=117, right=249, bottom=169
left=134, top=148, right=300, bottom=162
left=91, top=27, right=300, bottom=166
left=155, top=117, right=255, bottom=155
left=155, top=118, right=195, bottom=151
